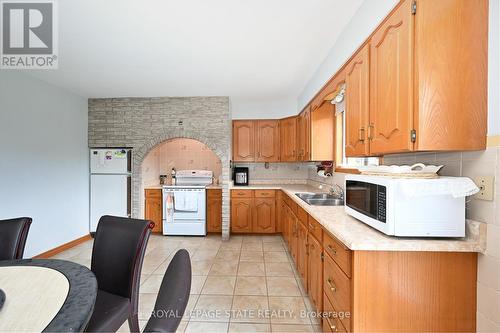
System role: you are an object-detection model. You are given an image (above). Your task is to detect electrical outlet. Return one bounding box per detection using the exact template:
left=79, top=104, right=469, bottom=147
left=473, top=176, right=494, bottom=201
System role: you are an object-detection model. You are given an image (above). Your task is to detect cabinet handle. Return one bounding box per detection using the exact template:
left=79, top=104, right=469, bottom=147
left=327, top=278, right=337, bottom=292
left=327, top=244, right=337, bottom=255
left=368, top=123, right=375, bottom=141
left=330, top=324, right=338, bottom=332
left=359, top=127, right=365, bottom=142
left=308, top=223, right=315, bottom=230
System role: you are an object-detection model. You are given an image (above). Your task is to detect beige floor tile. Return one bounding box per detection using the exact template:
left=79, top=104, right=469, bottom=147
left=261, top=235, right=284, bottom=243
left=231, top=295, right=270, bottom=323
left=268, top=297, right=309, bottom=325
left=220, top=241, right=243, bottom=251
left=191, top=275, right=208, bottom=294
left=191, top=260, right=214, bottom=275
left=192, top=250, right=219, bottom=261
left=263, top=243, right=285, bottom=252
left=297, top=279, right=307, bottom=296
left=266, top=277, right=301, bottom=296
left=117, top=319, right=148, bottom=332
left=234, top=276, right=267, bottom=296
left=271, top=324, right=315, bottom=332
left=242, top=236, right=263, bottom=243
left=192, top=295, right=233, bottom=322
left=202, top=276, right=236, bottom=295
left=242, top=242, right=263, bottom=251
left=312, top=324, right=322, bottom=332
left=240, top=251, right=264, bottom=263
left=140, top=274, right=164, bottom=293
left=216, top=250, right=241, bottom=261
left=228, top=322, right=271, bottom=333
left=238, top=262, right=266, bottom=277
left=69, top=257, right=91, bottom=269
left=209, top=260, right=239, bottom=276
left=185, top=321, right=229, bottom=333
left=263, top=252, right=289, bottom=263
left=265, top=263, right=294, bottom=277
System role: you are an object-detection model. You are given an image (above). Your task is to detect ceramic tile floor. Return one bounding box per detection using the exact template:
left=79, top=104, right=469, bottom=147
left=52, top=234, right=322, bottom=333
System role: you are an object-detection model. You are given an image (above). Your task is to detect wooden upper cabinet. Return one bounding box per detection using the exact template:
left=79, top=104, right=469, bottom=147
left=414, top=0, right=487, bottom=151
left=311, top=103, right=334, bottom=161
left=253, top=198, right=275, bottom=233
left=255, top=120, right=280, bottom=162
left=369, top=0, right=414, bottom=155
left=280, top=116, right=298, bottom=162
left=345, top=43, right=370, bottom=157
left=296, top=107, right=311, bottom=161
left=233, top=120, right=255, bottom=162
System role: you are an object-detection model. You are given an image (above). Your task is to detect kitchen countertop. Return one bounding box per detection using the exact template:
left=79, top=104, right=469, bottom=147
left=232, top=183, right=487, bottom=253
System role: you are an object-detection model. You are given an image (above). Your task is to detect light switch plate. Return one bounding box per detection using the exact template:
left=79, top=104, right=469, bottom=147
left=473, top=176, right=494, bottom=201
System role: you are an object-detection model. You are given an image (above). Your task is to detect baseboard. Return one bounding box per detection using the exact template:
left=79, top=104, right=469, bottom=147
left=33, top=234, right=92, bottom=259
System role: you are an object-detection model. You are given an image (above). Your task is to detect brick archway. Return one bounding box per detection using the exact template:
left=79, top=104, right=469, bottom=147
left=132, top=129, right=230, bottom=240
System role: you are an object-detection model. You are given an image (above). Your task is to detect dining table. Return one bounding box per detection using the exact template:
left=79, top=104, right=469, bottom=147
left=0, top=259, right=97, bottom=332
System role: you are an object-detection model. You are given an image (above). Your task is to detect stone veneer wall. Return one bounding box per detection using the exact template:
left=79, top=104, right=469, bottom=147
left=88, top=97, right=231, bottom=240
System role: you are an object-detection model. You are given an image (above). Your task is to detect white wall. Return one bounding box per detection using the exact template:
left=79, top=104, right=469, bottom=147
left=298, top=0, right=500, bottom=136
left=0, top=72, right=89, bottom=257
left=231, top=96, right=297, bottom=119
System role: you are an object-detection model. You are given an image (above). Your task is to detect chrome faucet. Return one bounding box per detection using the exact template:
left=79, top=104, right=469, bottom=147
left=329, top=184, right=344, bottom=201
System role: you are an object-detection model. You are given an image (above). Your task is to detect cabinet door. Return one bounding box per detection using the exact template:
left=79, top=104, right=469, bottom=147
left=233, top=120, right=255, bottom=162
left=369, top=0, right=413, bottom=155
left=279, top=117, right=297, bottom=161
left=345, top=44, right=370, bottom=157
left=308, top=234, right=323, bottom=312
left=145, top=194, right=162, bottom=233
left=256, top=120, right=280, bottom=162
left=253, top=198, right=275, bottom=233
left=231, top=198, right=253, bottom=233
left=207, top=190, right=222, bottom=233
left=297, top=221, right=308, bottom=287
left=297, top=108, right=311, bottom=161
left=288, top=212, right=298, bottom=264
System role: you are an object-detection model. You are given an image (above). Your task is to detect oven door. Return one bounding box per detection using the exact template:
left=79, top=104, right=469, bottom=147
left=163, top=188, right=206, bottom=220
left=345, top=179, right=393, bottom=235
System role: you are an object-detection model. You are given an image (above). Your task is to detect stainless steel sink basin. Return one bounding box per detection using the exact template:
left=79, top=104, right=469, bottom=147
left=295, top=192, right=344, bottom=206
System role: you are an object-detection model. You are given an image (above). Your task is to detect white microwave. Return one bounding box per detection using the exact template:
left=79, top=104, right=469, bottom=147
left=344, top=174, right=466, bottom=237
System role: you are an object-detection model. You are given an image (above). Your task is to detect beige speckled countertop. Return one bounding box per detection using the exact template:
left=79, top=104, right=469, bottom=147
left=233, top=183, right=487, bottom=253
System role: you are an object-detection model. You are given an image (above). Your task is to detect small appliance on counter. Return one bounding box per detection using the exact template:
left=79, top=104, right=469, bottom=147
left=233, top=167, right=249, bottom=186
left=344, top=174, right=479, bottom=238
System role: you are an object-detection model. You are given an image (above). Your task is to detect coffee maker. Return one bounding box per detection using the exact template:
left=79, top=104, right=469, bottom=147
left=233, top=167, right=249, bottom=186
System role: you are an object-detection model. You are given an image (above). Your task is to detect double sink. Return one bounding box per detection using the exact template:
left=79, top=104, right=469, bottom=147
left=295, top=192, right=344, bottom=206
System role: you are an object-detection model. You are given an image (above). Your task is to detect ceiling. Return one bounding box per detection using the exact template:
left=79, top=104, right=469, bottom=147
left=30, top=0, right=363, bottom=103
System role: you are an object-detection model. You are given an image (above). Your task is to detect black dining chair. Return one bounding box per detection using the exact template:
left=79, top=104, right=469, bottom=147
left=143, top=249, right=191, bottom=333
left=85, top=215, right=152, bottom=333
left=0, top=217, right=32, bottom=261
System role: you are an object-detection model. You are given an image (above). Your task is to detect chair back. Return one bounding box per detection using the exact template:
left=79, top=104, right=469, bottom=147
left=91, top=215, right=151, bottom=310
left=0, top=217, right=32, bottom=260
left=143, top=249, right=191, bottom=333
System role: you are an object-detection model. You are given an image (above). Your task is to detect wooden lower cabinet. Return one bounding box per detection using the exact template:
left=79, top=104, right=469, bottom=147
left=253, top=198, right=275, bottom=233
left=206, top=189, right=222, bottom=233
left=297, top=220, right=308, bottom=286
left=230, top=189, right=276, bottom=234
left=307, top=233, right=323, bottom=313
left=279, top=191, right=478, bottom=333
left=144, top=189, right=162, bottom=233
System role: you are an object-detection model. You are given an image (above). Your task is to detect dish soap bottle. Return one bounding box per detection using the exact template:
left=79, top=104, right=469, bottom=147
left=171, top=167, right=176, bottom=186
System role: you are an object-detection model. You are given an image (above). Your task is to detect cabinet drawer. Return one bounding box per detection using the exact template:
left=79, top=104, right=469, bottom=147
left=324, top=254, right=351, bottom=332
left=307, top=216, right=323, bottom=242
left=323, top=293, right=348, bottom=333
left=254, top=189, right=275, bottom=198
left=297, top=205, right=308, bottom=224
left=323, top=232, right=351, bottom=277
left=145, top=189, right=162, bottom=198
left=231, top=189, right=253, bottom=198
left=207, top=189, right=222, bottom=198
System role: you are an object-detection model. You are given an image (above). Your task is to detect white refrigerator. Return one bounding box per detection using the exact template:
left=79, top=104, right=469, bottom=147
left=90, top=148, right=132, bottom=232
